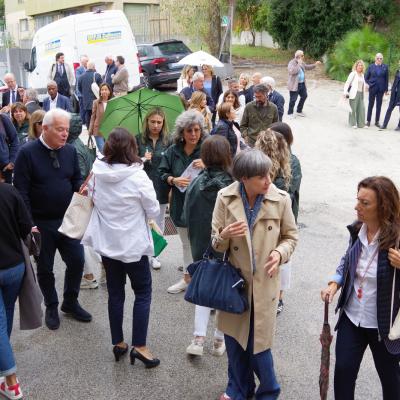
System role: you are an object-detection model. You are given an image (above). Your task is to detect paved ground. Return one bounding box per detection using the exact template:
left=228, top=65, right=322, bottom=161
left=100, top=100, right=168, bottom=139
left=8, top=71, right=400, bottom=400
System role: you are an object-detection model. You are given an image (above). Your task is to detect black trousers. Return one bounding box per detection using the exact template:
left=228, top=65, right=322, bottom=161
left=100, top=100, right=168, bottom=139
left=102, top=255, right=152, bottom=347
left=35, top=219, right=84, bottom=307
left=383, top=103, right=400, bottom=128
left=288, top=82, right=307, bottom=114
left=334, top=313, right=400, bottom=400
left=367, top=87, right=385, bottom=123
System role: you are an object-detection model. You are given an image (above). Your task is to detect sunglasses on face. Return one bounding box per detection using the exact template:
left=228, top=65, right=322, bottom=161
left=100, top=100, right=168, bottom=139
left=35, top=121, right=43, bottom=126
left=49, top=150, right=60, bottom=169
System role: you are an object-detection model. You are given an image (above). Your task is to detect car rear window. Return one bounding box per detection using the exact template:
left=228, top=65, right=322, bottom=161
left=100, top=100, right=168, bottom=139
left=138, top=46, right=153, bottom=57
left=154, top=42, right=190, bottom=55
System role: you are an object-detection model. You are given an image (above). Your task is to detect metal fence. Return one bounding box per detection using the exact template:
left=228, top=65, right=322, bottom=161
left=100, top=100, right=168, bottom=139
left=0, top=47, right=30, bottom=87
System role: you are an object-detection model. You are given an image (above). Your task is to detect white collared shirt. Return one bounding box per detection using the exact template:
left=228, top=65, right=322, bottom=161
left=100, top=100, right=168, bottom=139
left=345, top=223, right=379, bottom=328
left=39, top=135, right=54, bottom=150
left=49, top=94, right=58, bottom=110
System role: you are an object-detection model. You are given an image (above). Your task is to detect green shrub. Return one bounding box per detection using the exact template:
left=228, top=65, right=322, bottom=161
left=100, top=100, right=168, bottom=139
left=326, top=26, right=389, bottom=81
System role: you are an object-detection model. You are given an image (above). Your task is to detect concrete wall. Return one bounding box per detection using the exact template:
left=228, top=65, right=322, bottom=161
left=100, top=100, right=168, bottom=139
left=232, top=31, right=278, bottom=48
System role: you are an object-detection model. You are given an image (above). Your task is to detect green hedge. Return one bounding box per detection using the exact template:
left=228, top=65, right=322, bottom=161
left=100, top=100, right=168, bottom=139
left=325, top=26, right=400, bottom=82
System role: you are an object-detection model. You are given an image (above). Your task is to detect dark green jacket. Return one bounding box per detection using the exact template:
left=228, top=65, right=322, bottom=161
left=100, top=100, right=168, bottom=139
left=183, top=168, right=233, bottom=261
left=158, top=141, right=202, bottom=227
left=274, top=153, right=302, bottom=222
left=14, top=121, right=29, bottom=144
left=136, top=133, right=171, bottom=204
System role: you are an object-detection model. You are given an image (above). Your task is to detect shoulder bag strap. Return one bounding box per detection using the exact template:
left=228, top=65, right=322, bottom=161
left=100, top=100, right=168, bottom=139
left=79, top=171, right=93, bottom=195
left=390, top=237, right=400, bottom=326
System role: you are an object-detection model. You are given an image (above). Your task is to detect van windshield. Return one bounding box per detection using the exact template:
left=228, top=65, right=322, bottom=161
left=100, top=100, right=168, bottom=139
left=155, top=42, right=190, bottom=55
left=30, top=47, right=37, bottom=71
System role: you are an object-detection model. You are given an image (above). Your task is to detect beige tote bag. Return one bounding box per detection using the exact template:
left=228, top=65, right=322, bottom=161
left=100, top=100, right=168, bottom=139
left=58, top=172, right=93, bottom=240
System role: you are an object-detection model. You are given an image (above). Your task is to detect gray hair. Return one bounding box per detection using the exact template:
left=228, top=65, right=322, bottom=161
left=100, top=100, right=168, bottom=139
left=228, top=78, right=239, bottom=86
left=295, top=49, right=304, bottom=58
left=174, top=109, right=205, bottom=144
left=87, top=61, right=95, bottom=70
left=192, top=72, right=204, bottom=82
left=232, top=149, right=272, bottom=180
left=43, top=108, right=71, bottom=127
left=261, top=76, right=275, bottom=90
left=25, top=88, right=38, bottom=101
left=376, top=53, right=383, bottom=59
left=253, top=84, right=269, bottom=95
left=47, top=80, right=58, bottom=88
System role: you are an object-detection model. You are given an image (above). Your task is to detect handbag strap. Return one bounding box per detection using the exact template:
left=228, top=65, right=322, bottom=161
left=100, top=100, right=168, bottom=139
left=79, top=171, right=93, bottom=194
left=390, top=237, right=400, bottom=327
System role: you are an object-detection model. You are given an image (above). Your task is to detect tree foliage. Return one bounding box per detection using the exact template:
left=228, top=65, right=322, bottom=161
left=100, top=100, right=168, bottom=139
left=267, top=0, right=394, bottom=57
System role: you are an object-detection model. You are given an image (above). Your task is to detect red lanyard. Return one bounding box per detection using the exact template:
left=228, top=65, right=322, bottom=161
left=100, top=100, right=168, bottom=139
left=356, top=246, right=379, bottom=299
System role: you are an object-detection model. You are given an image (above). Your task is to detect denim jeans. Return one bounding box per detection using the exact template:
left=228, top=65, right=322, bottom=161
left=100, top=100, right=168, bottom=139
left=94, top=136, right=105, bottom=153
left=0, top=262, right=25, bottom=377
left=102, top=255, right=152, bottom=346
left=35, top=219, right=84, bottom=307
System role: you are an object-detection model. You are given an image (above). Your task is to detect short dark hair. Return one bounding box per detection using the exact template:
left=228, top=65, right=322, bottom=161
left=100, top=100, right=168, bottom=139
left=218, top=102, right=232, bottom=120
left=116, top=55, right=125, bottom=64
left=253, top=84, right=268, bottom=95
left=103, top=127, right=142, bottom=165
left=201, top=135, right=232, bottom=171
left=232, top=149, right=271, bottom=180
left=269, top=122, right=293, bottom=147
left=55, top=52, right=64, bottom=61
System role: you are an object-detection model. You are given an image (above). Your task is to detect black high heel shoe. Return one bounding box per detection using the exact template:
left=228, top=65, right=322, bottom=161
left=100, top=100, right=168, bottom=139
left=130, top=348, right=160, bottom=369
left=113, top=344, right=128, bottom=362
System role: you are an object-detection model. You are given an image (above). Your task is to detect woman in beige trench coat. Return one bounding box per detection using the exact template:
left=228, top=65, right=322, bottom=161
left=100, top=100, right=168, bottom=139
left=211, top=149, right=298, bottom=400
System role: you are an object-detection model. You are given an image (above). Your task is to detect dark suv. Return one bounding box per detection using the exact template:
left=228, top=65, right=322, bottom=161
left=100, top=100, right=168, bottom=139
left=137, top=40, right=192, bottom=88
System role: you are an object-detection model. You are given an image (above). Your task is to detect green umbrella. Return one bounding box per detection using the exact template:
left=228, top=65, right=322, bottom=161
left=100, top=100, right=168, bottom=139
left=99, top=88, right=185, bottom=138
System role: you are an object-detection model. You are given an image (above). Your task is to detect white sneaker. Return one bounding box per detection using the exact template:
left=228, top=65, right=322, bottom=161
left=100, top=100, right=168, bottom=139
left=352, top=125, right=357, bottom=129
left=151, top=257, right=161, bottom=270
left=186, top=338, right=204, bottom=356
left=296, top=112, right=306, bottom=117
left=287, top=114, right=295, bottom=119
left=212, top=339, right=226, bottom=356
left=80, top=277, right=99, bottom=289
left=167, top=278, right=188, bottom=294
left=0, top=377, right=23, bottom=400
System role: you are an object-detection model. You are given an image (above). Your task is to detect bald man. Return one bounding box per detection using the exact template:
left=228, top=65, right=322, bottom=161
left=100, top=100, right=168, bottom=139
left=245, top=72, right=263, bottom=104
left=365, top=52, right=389, bottom=127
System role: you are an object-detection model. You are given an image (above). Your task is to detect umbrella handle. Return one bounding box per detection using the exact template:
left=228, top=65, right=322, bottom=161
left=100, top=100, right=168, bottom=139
left=324, top=294, right=329, bottom=324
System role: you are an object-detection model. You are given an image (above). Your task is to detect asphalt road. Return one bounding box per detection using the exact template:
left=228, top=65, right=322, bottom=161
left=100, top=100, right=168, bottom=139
left=8, top=76, right=400, bottom=400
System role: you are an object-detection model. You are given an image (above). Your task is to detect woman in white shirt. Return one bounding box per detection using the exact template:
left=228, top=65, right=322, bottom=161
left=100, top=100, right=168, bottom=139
left=321, top=176, right=400, bottom=399
left=343, top=60, right=366, bottom=129
left=177, top=65, right=195, bottom=93
left=82, top=127, right=161, bottom=369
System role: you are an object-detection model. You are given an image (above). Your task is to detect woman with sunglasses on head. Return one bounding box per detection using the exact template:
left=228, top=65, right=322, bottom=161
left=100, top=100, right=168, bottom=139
left=27, top=110, right=45, bottom=141
left=321, top=176, right=400, bottom=400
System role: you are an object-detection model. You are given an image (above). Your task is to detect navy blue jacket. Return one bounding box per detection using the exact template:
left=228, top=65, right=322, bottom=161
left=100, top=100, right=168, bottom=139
left=269, top=90, right=285, bottom=121
left=103, top=62, right=118, bottom=87
left=388, top=69, right=400, bottom=107
left=365, top=63, right=389, bottom=93
left=77, top=70, right=102, bottom=110
left=212, top=119, right=244, bottom=157
left=334, top=222, right=400, bottom=355
left=180, top=86, right=215, bottom=113
left=43, top=94, right=72, bottom=112
left=0, top=113, right=19, bottom=166
left=1, top=87, right=23, bottom=108
left=13, top=140, right=82, bottom=221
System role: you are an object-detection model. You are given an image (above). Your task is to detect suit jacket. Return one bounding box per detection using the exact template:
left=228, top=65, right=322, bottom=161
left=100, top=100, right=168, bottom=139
left=48, top=62, right=75, bottom=86
left=2, top=87, right=23, bottom=108
left=42, top=94, right=72, bottom=112
left=112, top=66, right=129, bottom=94
left=269, top=90, right=285, bottom=121
left=210, top=75, right=223, bottom=106
left=77, top=70, right=102, bottom=110
left=103, top=62, right=118, bottom=87
left=88, top=99, right=106, bottom=136
left=389, top=70, right=400, bottom=107
left=365, top=63, right=389, bottom=93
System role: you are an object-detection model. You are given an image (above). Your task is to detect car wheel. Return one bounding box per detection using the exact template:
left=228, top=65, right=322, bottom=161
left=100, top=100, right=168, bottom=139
left=143, top=74, right=154, bottom=89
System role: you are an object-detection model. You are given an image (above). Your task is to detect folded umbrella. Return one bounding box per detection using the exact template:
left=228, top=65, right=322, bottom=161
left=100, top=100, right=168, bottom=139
left=99, top=88, right=185, bottom=138
left=319, top=294, right=333, bottom=400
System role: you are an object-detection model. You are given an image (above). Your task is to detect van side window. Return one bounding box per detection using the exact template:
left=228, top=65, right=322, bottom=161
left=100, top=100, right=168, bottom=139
left=30, top=47, right=37, bottom=71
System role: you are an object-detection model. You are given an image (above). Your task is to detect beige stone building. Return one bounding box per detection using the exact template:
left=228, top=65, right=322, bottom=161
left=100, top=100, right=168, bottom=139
left=5, top=0, right=162, bottom=47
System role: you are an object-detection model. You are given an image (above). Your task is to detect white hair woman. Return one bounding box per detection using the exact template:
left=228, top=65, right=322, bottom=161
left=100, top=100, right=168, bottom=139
left=212, top=149, right=298, bottom=400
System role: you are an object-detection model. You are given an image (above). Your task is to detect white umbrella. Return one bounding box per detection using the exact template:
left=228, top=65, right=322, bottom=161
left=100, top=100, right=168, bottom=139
left=177, top=50, right=224, bottom=67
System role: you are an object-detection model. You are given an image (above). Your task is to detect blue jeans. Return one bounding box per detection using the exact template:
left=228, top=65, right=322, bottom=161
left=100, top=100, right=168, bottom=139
left=0, top=262, right=25, bottom=376
left=224, top=309, right=280, bottom=400
left=334, top=313, right=400, bottom=400
left=102, top=256, right=152, bottom=346
left=94, top=136, right=105, bottom=153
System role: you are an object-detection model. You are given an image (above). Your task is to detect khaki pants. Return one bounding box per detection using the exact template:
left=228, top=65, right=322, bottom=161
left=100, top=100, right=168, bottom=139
left=349, top=91, right=365, bottom=128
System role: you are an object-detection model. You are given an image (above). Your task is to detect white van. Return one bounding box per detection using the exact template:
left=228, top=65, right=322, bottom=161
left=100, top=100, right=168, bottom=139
left=25, top=10, right=141, bottom=101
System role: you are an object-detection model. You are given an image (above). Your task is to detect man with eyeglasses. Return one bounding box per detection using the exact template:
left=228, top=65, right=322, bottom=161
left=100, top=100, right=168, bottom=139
left=365, top=53, right=389, bottom=128
left=287, top=49, right=322, bottom=118
left=13, top=108, right=92, bottom=331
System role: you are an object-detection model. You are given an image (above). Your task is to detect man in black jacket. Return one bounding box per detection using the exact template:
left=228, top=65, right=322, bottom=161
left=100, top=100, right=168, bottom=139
left=13, top=108, right=92, bottom=330
left=381, top=61, right=400, bottom=131
left=103, top=55, right=118, bottom=89
left=1, top=73, right=22, bottom=112
left=262, top=76, right=285, bottom=121
left=0, top=113, right=19, bottom=183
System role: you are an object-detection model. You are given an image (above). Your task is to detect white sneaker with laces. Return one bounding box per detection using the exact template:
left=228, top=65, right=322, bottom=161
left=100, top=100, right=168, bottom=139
left=186, top=338, right=204, bottom=356
left=212, top=339, right=226, bottom=356
left=167, top=278, right=188, bottom=294
left=151, top=257, right=161, bottom=270
left=0, top=377, right=23, bottom=400
left=80, top=277, right=99, bottom=289
left=296, top=112, right=306, bottom=117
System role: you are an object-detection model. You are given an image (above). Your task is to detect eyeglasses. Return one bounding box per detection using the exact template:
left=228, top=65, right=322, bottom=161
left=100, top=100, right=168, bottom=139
left=49, top=150, right=60, bottom=169
left=377, top=57, right=383, bottom=60
left=35, top=121, right=43, bottom=126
